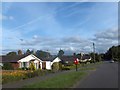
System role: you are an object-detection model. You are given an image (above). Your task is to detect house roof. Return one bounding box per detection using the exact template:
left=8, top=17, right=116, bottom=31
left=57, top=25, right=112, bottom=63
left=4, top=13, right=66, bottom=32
left=60, top=56, right=76, bottom=62
left=0, top=54, right=41, bottom=63
left=39, top=56, right=57, bottom=62
left=81, top=55, right=91, bottom=60
left=18, top=54, right=42, bottom=62
left=0, top=54, right=28, bottom=63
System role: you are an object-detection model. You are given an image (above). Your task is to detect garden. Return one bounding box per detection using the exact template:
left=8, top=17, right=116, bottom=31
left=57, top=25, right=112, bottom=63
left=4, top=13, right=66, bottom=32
left=1, top=69, right=52, bottom=84
left=1, top=61, right=102, bottom=84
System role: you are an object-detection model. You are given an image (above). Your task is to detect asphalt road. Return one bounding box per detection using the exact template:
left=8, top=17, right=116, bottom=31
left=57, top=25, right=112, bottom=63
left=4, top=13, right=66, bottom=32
left=74, top=61, right=118, bottom=88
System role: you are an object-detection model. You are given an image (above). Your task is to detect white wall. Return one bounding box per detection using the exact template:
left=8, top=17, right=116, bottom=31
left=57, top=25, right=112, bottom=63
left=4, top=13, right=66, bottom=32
left=46, top=61, right=51, bottom=70
left=51, top=57, right=61, bottom=66
left=0, top=63, right=3, bottom=67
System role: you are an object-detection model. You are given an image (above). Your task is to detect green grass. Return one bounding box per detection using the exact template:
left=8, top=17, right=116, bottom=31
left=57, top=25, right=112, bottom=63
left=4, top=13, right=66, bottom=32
left=20, top=62, right=102, bottom=89
left=23, top=71, right=87, bottom=88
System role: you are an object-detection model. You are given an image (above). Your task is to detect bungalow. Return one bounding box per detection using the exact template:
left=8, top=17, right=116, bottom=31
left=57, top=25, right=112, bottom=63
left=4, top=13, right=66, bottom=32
left=40, top=57, right=61, bottom=70
left=60, top=56, right=79, bottom=65
left=0, top=54, right=27, bottom=69
left=79, top=55, right=91, bottom=63
left=1, top=54, right=61, bottom=70
left=18, top=54, right=42, bottom=69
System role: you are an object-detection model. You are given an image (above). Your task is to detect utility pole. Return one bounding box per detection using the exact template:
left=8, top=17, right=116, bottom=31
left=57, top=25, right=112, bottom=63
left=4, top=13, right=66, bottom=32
left=93, top=43, right=95, bottom=63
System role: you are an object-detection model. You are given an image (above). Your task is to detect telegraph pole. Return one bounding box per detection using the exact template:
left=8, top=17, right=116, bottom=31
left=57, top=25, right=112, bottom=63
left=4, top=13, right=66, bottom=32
left=93, top=43, right=95, bottom=63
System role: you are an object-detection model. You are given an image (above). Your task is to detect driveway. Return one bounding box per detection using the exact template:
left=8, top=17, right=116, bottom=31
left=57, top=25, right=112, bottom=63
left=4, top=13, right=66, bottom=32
left=74, top=61, right=118, bottom=88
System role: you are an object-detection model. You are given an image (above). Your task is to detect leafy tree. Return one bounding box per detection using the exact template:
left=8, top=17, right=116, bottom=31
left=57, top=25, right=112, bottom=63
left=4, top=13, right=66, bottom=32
left=2, top=63, right=14, bottom=70
left=57, top=49, right=64, bottom=58
left=31, top=50, right=35, bottom=54
left=26, top=49, right=31, bottom=55
left=105, top=45, right=120, bottom=61
left=89, top=53, right=102, bottom=62
left=29, top=62, right=36, bottom=70
left=76, top=53, right=82, bottom=59
left=6, top=52, right=17, bottom=56
left=36, top=50, right=51, bottom=58
left=52, top=62, right=60, bottom=72
left=18, top=50, right=22, bottom=55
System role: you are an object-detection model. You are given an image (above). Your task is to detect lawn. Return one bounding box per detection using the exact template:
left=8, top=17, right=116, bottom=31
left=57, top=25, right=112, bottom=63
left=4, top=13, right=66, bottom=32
left=23, top=71, right=87, bottom=88
left=23, top=62, right=102, bottom=88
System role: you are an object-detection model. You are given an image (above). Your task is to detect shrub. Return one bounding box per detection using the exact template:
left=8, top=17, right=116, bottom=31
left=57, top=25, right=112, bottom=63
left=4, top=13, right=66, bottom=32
left=59, top=62, right=62, bottom=71
left=52, top=62, right=60, bottom=72
left=62, top=66, right=71, bottom=70
left=29, top=62, right=36, bottom=70
left=2, top=63, right=14, bottom=70
left=2, top=70, right=27, bottom=84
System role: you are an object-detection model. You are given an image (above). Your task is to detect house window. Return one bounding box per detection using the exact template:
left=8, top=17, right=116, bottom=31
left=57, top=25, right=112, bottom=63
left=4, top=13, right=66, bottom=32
left=23, top=62, right=27, bottom=67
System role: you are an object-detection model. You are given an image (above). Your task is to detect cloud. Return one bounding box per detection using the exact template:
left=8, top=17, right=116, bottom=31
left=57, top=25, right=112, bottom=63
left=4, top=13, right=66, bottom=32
left=2, top=2, right=117, bottom=55
left=92, top=28, right=118, bottom=53
left=19, top=35, right=93, bottom=55
left=95, top=28, right=118, bottom=40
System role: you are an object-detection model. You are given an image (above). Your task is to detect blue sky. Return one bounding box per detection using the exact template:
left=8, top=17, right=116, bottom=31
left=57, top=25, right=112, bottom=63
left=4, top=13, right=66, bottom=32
left=1, top=2, right=118, bottom=55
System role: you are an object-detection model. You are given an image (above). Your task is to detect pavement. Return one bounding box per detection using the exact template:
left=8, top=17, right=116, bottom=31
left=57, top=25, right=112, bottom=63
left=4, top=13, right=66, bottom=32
left=73, top=61, right=118, bottom=88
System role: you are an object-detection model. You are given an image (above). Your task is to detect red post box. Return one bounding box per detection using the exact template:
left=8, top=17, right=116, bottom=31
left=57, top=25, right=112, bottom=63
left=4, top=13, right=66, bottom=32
left=74, top=58, right=79, bottom=71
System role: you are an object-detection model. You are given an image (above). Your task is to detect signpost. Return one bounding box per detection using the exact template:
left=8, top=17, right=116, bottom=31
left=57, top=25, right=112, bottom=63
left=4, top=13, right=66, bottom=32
left=74, top=58, right=79, bottom=71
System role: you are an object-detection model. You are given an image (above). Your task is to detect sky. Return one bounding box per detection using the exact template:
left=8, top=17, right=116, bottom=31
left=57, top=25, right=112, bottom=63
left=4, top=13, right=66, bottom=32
left=0, top=2, right=118, bottom=55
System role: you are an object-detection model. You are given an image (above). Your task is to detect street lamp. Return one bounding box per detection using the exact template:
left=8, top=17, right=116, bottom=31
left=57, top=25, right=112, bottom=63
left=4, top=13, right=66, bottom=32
left=93, top=43, right=95, bottom=63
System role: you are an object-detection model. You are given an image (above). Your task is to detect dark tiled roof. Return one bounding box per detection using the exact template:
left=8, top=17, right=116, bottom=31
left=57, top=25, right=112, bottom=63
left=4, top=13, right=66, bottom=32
left=39, top=56, right=56, bottom=61
left=60, top=56, right=75, bottom=62
left=0, top=54, right=29, bottom=63
left=81, top=55, right=91, bottom=60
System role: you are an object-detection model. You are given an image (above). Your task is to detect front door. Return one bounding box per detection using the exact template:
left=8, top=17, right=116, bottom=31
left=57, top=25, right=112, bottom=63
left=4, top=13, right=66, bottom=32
left=42, top=62, right=46, bottom=69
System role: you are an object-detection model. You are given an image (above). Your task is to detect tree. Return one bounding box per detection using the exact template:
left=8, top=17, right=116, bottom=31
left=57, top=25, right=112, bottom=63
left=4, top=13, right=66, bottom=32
left=105, top=45, right=120, bottom=61
left=36, top=50, right=51, bottom=58
left=29, top=62, right=36, bottom=70
left=57, top=49, right=64, bottom=58
left=2, top=63, right=14, bottom=70
left=76, top=53, right=82, bottom=59
left=52, top=62, right=60, bottom=72
left=73, top=53, right=76, bottom=58
left=26, top=49, right=31, bottom=55
left=6, top=52, right=17, bottom=56
left=18, top=50, right=22, bottom=55
left=89, top=53, right=102, bottom=62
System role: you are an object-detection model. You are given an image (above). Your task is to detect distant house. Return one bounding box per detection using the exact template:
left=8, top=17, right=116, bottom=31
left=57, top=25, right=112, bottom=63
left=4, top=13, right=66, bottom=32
left=79, top=55, right=91, bottom=63
left=60, top=56, right=79, bottom=65
left=40, top=57, right=61, bottom=70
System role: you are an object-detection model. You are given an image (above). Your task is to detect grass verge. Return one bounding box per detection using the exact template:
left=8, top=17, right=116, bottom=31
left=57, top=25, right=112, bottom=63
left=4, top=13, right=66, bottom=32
left=23, top=71, right=87, bottom=88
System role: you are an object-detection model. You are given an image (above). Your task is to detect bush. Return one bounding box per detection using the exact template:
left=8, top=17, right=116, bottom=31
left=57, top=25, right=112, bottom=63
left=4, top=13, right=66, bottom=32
left=59, top=63, right=62, bottom=71
left=2, top=70, right=28, bottom=84
left=52, top=62, right=60, bottom=72
left=2, top=63, right=14, bottom=70
left=62, top=66, right=71, bottom=70
left=29, top=62, right=36, bottom=70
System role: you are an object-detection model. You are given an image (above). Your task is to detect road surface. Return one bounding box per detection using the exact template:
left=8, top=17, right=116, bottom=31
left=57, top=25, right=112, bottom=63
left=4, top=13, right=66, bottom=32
left=74, top=61, right=118, bottom=88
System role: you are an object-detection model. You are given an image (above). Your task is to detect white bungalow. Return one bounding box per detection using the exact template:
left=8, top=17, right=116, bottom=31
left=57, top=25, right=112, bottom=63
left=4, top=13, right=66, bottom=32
left=18, top=54, right=42, bottom=69
left=41, top=57, right=61, bottom=70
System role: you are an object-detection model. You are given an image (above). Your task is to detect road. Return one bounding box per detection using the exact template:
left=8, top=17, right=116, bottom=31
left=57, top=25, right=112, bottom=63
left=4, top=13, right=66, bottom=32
left=74, top=61, right=118, bottom=88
